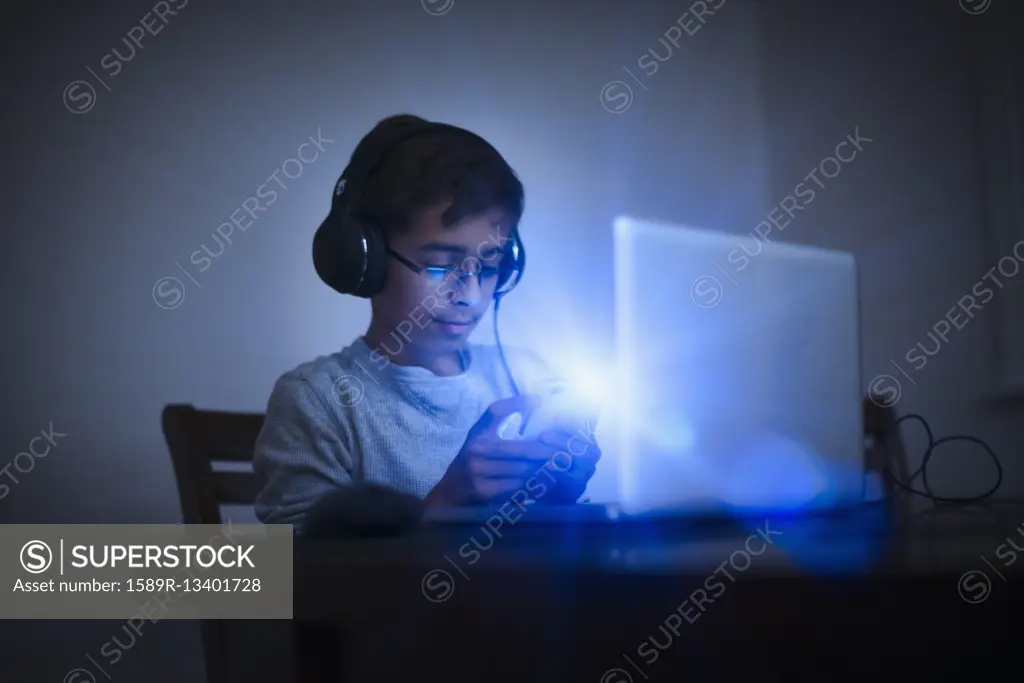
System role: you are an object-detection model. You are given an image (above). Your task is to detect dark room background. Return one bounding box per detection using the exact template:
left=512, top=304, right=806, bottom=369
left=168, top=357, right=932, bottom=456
left=2, top=0, right=1021, bottom=680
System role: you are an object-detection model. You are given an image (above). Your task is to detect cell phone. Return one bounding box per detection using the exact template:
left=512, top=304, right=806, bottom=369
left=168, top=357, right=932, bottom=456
left=517, top=392, right=600, bottom=440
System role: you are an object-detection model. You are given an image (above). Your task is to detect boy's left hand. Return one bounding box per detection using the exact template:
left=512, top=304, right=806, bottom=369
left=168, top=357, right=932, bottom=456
left=535, top=428, right=602, bottom=504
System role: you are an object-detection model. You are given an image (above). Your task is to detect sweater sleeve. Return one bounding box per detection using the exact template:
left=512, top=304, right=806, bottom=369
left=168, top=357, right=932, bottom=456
left=253, top=372, right=354, bottom=532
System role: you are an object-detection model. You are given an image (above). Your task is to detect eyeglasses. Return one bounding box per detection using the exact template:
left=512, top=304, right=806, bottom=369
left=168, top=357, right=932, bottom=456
left=387, top=248, right=502, bottom=287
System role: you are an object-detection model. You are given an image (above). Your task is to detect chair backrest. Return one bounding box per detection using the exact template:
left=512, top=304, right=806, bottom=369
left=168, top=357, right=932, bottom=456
left=161, top=404, right=266, bottom=683
left=161, top=404, right=266, bottom=525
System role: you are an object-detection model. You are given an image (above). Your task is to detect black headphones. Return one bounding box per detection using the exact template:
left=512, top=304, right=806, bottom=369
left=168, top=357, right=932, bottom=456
left=313, top=120, right=526, bottom=300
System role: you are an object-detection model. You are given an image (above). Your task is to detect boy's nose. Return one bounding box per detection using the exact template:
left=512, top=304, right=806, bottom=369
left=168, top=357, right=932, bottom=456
left=452, top=273, right=484, bottom=307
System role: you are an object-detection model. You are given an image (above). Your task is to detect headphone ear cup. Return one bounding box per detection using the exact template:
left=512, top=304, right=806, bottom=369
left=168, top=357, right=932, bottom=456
left=494, top=234, right=525, bottom=299
left=313, top=214, right=388, bottom=298
left=313, top=214, right=358, bottom=295
left=353, top=222, right=388, bottom=298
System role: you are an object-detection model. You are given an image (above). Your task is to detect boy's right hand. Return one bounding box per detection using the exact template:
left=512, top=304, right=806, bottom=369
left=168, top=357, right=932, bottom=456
left=425, top=395, right=557, bottom=507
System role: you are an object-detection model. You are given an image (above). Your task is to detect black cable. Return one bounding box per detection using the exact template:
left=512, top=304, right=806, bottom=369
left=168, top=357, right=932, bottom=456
left=882, top=412, right=1004, bottom=505
left=493, top=297, right=521, bottom=397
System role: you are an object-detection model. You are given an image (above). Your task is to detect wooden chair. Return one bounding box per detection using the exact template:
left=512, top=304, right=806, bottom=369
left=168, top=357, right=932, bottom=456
left=161, top=404, right=266, bottom=683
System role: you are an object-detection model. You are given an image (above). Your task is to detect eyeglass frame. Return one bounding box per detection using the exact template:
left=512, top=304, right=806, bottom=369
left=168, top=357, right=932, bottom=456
left=386, top=247, right=504, bottom=287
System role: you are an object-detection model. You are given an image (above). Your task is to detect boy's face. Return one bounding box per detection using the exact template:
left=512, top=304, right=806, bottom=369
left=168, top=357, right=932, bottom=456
left=371, top=202, right=513, bottom=356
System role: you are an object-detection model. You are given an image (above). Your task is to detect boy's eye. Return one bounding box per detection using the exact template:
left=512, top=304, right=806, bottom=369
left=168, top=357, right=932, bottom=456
left=421, top=263, right=501, bottom=283
left=423, top=266, right=455, bottom=280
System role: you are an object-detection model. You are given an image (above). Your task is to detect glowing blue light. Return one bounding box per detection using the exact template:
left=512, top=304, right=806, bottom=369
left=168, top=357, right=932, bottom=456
left=721, top=433, right=830, bottom=510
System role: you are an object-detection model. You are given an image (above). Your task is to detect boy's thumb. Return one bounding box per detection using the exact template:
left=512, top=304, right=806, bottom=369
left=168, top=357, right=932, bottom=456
left=473, top=394, right=540, bottom=434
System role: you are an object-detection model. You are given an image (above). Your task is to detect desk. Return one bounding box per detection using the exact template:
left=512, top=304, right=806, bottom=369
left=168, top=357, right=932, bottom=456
left=291, top=502, right=1024, bottom=682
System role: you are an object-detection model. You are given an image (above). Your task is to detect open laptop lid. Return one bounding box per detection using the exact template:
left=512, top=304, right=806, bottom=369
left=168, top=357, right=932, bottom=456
left=613, top=216, right=864, bottom=515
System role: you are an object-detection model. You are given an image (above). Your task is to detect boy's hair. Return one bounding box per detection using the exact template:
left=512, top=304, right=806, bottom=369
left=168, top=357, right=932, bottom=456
left=348, top=114, right=524, bottom=239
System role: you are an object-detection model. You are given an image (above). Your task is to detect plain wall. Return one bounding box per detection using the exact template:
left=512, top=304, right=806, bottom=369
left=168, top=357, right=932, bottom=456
left=1, top=0, right=1020, bottom=680
left=757, top=0, right=1023, bottom=499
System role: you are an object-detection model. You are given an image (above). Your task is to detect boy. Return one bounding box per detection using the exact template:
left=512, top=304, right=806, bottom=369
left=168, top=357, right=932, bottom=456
left=254, top=115, right=601, bottom=532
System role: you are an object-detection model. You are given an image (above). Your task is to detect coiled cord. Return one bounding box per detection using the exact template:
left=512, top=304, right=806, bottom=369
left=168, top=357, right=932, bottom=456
left=884, top=412, right=1003, bottom=505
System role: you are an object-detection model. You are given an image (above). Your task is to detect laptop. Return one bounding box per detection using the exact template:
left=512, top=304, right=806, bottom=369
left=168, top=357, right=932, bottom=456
left=612, top=215, right=864, bottom=516
left=424, top=215, right=864, bottom=523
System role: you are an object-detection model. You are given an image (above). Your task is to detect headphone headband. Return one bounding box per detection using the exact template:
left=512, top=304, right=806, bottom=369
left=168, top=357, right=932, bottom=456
left=331, top=122, right=493, bottom=220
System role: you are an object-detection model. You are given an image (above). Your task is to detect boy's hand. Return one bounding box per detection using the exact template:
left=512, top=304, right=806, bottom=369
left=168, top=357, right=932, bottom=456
left=425, top=395, right=567, bottom=507
left=533, top=427, right=601, bottom=504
